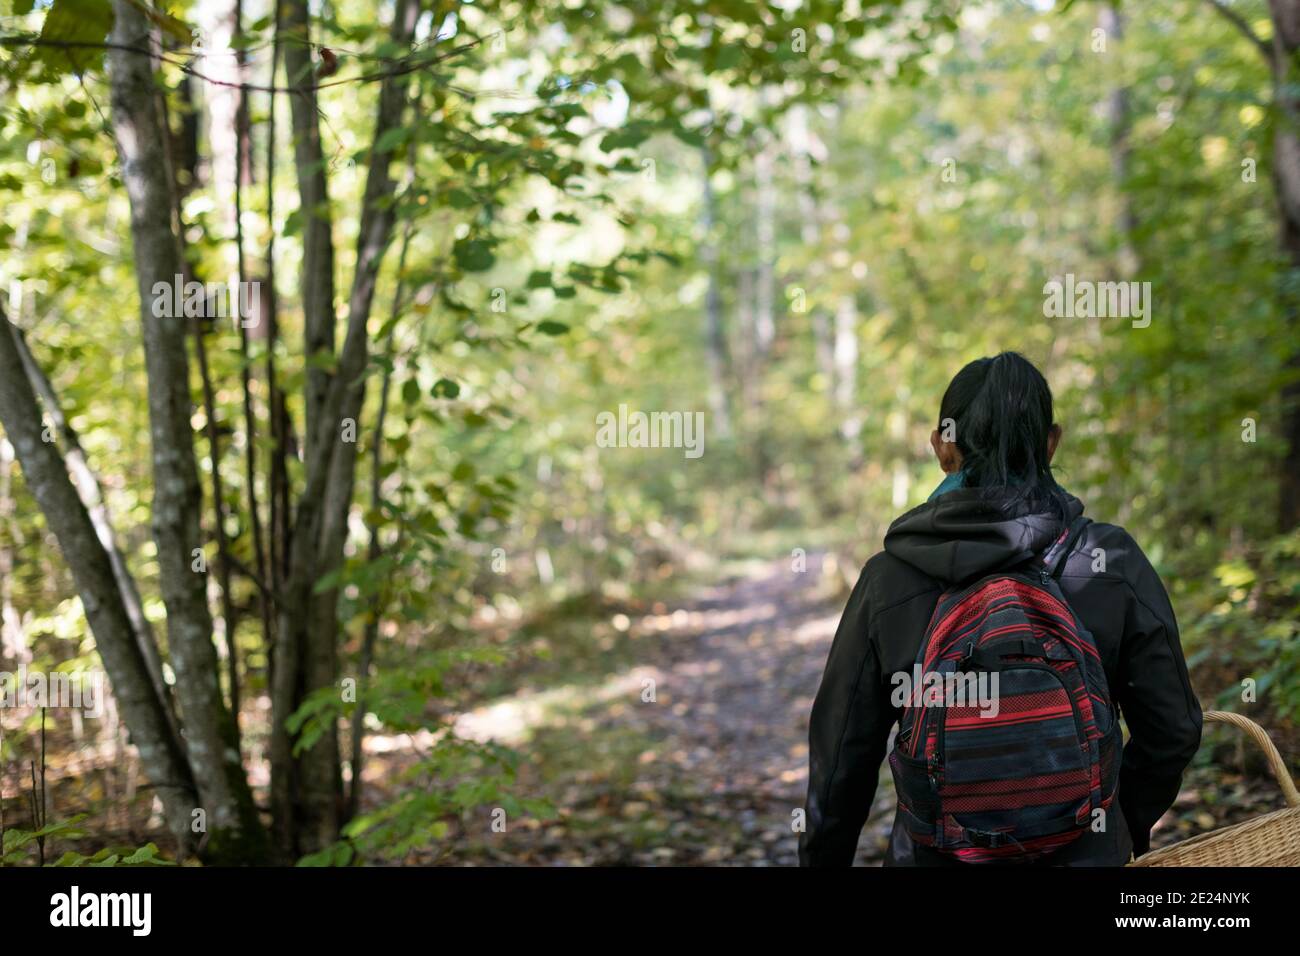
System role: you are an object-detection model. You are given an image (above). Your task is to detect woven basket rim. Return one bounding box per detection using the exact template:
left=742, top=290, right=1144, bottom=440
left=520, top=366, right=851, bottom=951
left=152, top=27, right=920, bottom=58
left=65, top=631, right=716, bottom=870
left=1126, top=712, right=1300, bottom=867
left=1130, top=805, right=1300, bottom=866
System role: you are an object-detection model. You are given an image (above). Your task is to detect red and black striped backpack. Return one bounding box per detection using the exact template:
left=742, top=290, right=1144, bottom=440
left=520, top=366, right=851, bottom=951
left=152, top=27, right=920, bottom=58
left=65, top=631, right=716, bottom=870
left=888, top=516, right=1122, bottom=863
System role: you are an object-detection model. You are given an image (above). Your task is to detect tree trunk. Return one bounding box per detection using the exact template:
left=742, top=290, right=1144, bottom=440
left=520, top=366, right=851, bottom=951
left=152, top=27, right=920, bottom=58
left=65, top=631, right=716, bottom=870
left=0, top=437, right=25, bottom=665
left=834, top=295, right=860, bottom=444
left=753, top=142, right=777, bottom=355
left=1099, top=3, right=1138, bottom=508
left=271, top=0, right=422, bottom=857
left=698, top=147, right=733, bottom=439
left=348, top=216, right=415, bottom=822
left=1269, top=0, right=1300, bottom=529
left=789, top=106, right=837, bottom=397
left=107, top=0, right=267, bottom=861
left=9, top=324, right=175, bottom=735
left=1100, top=5, right=1139, bottom=278
left=282, top=0, right=337, bottom=465
left=231, top=0, right=272, bottom=695
left=0, top=307, right=199, bottom=857
left=269, top=0, right=340, bottom=859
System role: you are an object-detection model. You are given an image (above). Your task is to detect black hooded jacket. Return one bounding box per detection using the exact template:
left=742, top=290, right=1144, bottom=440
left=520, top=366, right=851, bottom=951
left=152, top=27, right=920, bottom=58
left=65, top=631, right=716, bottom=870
left=799, top=488, right=1203, bottom=866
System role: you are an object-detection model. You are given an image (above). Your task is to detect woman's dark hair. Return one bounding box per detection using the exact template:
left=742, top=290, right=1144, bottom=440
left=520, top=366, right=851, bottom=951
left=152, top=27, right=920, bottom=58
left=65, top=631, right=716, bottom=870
left=938, top=351, right=1069, bottom=519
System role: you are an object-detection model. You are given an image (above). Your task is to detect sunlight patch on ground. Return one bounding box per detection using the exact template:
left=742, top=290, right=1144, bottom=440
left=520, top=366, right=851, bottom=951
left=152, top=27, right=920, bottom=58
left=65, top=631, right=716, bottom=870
left=625, top=602, right=779, bottom=639
left=791, top=612, right=839, bottom=645
left=449, top=666, right=666, bottom=746
left=687, top=602, right=778, bottom=631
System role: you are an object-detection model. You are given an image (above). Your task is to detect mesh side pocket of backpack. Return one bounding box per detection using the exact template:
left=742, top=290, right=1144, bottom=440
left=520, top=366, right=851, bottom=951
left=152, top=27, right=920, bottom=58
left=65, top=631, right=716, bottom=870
left=888, top=747, right=940, bottom=845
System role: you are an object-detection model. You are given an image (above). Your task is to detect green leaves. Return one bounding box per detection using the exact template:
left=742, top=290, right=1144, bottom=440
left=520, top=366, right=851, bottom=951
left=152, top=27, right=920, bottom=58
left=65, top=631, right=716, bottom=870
left=453, top=236, right=496, bottom=272
left=400, top=377, right=421, bottom=406
left=293, top=730, right=545, bottom=865
left=599, top=122, right=654, bottom=153
left=25, top=0, right=190, bottom=74
left=285, top=685, right=344, bottom=756
left=445, top=187, right=477, bottom=209
left=53, top=843, right=175, bottom=867
left=124, top=0, right=190, bottom=43
left=0, top=814, right=171, bottom=866
left=296, top=841, right=355, bottom=868
left=373, top=125, right=412, bottom=155
left=35, top=0, right=114, bottom=73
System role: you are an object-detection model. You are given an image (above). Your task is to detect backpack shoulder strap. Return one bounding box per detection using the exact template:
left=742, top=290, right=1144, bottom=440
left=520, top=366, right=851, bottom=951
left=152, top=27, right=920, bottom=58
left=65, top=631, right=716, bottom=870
left=1041, top=515, right=1091, bottom=579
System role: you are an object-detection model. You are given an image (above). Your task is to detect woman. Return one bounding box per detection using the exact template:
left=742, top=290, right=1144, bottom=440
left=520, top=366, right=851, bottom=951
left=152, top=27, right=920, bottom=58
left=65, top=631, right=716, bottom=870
left=799, top=352, right=1202, bottom=866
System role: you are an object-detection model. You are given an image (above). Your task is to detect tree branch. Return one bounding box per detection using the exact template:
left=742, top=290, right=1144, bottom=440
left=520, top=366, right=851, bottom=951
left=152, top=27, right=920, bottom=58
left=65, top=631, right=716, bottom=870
left=1205, top=0, right=1275, bottom=65
left=0, top=35, right=489, bottom=94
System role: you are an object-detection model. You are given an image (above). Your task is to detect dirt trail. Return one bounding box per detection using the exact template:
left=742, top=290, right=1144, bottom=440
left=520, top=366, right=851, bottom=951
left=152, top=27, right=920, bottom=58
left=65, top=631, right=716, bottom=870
left=448, top=552, right=896, bottom=866
left=625, top=553, right=896, bottom=865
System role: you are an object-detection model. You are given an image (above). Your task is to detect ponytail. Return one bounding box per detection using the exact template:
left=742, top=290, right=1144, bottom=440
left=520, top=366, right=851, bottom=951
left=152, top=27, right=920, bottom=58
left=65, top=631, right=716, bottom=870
left=937, top=351, right=1068, bottom=519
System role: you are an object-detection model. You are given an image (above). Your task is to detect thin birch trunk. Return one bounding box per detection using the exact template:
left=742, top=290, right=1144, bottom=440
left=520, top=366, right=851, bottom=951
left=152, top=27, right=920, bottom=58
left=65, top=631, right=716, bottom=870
left=107, top=0, right=267, bottom=860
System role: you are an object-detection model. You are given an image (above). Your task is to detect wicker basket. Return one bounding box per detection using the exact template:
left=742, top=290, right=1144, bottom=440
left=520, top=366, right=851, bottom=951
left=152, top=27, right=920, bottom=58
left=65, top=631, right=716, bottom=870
left=1129, top=710, right=1300, bottom=867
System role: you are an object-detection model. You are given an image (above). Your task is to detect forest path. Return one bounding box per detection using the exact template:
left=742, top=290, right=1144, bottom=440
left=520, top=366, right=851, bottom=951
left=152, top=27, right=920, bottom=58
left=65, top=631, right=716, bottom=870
left=445, top=552, right=895, bottom=866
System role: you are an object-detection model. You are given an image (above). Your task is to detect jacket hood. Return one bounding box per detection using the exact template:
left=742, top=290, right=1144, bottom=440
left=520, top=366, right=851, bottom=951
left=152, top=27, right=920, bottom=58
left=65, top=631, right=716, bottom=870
left=883, top=488, right=1085, bottom=584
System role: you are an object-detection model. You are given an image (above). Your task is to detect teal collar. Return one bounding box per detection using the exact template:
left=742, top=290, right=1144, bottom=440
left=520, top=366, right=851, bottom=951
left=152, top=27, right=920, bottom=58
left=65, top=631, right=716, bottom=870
left=928, top=469, right=967, bottom=501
